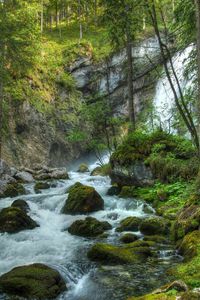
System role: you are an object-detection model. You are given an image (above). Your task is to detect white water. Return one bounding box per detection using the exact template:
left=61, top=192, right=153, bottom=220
left=153, top=45, right=195, bottom=131
left=0, top=156, right=181, bottom=299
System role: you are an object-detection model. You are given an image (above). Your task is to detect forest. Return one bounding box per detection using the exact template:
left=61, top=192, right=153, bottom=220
left=0, top=0, right=200, bottom=300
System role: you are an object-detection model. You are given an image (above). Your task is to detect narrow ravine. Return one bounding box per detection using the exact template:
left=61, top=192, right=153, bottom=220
left=0, top=156, right=182, bottom=300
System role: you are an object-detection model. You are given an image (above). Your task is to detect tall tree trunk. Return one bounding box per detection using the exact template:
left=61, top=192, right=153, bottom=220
left=78, top=0, right=83, bottom=40
left=126, top=34, right=135, bottom=128
left=195, top=0, right=200, bottom=142
left=0, top=79, right=3, bottom=161
left=41, top=0, right=44, bottom=33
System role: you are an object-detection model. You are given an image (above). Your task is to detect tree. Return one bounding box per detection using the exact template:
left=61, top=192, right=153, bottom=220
left=0, top=0, right=40, bottom=159
left=195, top=0, right=200, bottom=140
left=102, top=0, right=143, bottom=129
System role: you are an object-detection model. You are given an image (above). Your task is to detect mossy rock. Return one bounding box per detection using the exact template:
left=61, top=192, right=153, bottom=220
left=178, top=231, right=200, bottom=261
left=87, top=242, right=152, bottom=264
left=0, top=207, right=38, bottom=233
left=77, top=163, right=89, bottom=173
left=0, top=263, right=66, bottom=299
left=34, top=182, right=50, bottom=193
left=63, top=182, right=104, bottom=214
left=120, top=233, right=138, bottom=244
left=127, top=240, right=155, bottom=248
left=173, top=205, right=200, bottom=240
left=0, top=183, right=25, bottom=198
left=91, top=164, right=111, bottom=176
left=180, top=291, right=200, bottom=300
left=68, top=217, right=112, bottom=237
left=116, top=216, right=143, bottom=232
left=139, top=216, right=169, bottom=235
left=107, top=186, right=121, bottom=196
left=143, top=235, right=168, bottom=244
left=11, top=200, right=30, bottom=213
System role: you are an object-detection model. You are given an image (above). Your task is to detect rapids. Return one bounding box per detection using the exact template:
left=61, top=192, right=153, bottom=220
left=0, top=156, right=181, bottom=300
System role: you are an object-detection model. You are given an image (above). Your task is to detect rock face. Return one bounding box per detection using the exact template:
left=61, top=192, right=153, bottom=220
left=0, top=263, right=66, bottom=299
left=68, top=217, right=112, bottom=237
left=34, top=167, right=69, bottom=181
left=116, top=216, right=142, bottom=232
left=0, top=207, right=38, bottom=233
left=62, top=182, right=104, bottom=214
left=139, top=216, right=169, bottom=236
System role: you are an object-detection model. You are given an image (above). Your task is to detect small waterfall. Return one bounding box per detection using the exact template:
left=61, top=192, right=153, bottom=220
left=153, top=45, right=195, bottom=131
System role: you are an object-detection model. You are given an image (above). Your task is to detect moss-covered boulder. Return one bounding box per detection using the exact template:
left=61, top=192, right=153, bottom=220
left=116, top=216, right=142, bottom=232
left=90, top=164, right=111, bottom=176
left=0, top=183, right=25, bottom=198
left=62, top=182, right=104, bottom=214
left=68, top=217, right=112, bottom=237
left=178, top=230, right=200, bottom=260
left=0, top=207, right=38, bottom=233
left=0, top=263, right=66, bottom=299
left=139, top=216, right=169, bottom=235
left=128, top=294, right=177, bottom=300
left=87, top=242, right=152, bottom=264
left=34, top=182, right=50, bottom=193
left=11, top=199, right=30, bottom=212
left=120, top=233, right=138, bottom=244
left=143, top=235, right=168, bottom=244
left=173, top=205, right=200, bottom=240
left=78, top=163, right=89, bottom=173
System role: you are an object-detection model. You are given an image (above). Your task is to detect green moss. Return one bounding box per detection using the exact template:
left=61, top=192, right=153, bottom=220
left=0, top=263, right=66, bottom=299
left=169, top=231, right=200, bottom=288
left=139, top=217, right=169, bottom=236
left=77, top=163, right=89, bottom=173
left=91, top=164, right=111, bottom=176
left=68, top=217, right=111, bottom=237
left=127, top=294, right=176, bottom=300
left=0, top=183, right=25, bottom=198
left=120, top=233, right=138, bottom=244
left=116, top=216, right=142, bottom=232
left=63, top=182, right=104, bottom=214
left=0, top=207, right=38, bottom=233
left=87, top=242, right=152, bottom=264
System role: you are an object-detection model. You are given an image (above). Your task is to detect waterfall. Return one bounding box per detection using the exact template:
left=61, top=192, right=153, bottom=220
left=153, top=45, right=195, bottom=132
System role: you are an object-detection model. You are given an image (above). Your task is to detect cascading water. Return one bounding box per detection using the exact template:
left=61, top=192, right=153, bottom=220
left=0, top=156, right=181, bottom=300
left=153, top=45, right=195, bottom=131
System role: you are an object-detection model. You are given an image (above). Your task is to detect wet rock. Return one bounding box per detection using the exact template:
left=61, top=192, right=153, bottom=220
left=0, top=263, right=66, bottom=299
left=143, top=235, right=168, bottom=244
left=0, top=183, right=25, bottom=198
left=120, top=233, right=138, bottom=244
left=143, top=203, right=154, bottom=214
left=50, top=168, right=69, bottom=180
left=174, top=205, right=200, bottom=240
left=34, top=167, right=69, bottom=181
left=34, top=181, right=50, bottom=193
left=0, top=207, right=38, bottom=233
left=116, top=216, right=142, bottom=232
left=14, top=171, right=34, bottom=183
left=87, top=242, right=152, bottom=264
left=107, top=212, right=119, bottom=220
left=78, top=163, right=89, bottom=173
left=139, top=216, right=169, bottom=235
left=11, top=199, right=30, bottom=212
left=107, top=186, right=121, bottom=196
left=68, top=217, right=112, bottom=237
left=62, top=182, right=104, bottom=214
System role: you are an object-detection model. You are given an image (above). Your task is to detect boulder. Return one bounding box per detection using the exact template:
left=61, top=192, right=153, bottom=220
left=87, top=242, right=152, bottom=264
left=11, top=200, right=30, bottom=212
left=152, top=280, right=188, bottom=294
left=178, top=230, right=200, bottom=260
left=0, top=183, right=25, bottom=198
left=116, top=216, right=142, bottom=232
left=14, top=171, right=34, bottom=183
left=68, top=217, right=112, bottom=237
left=0, top=160, right=11, bottom=178
left=120, top=233, right=138, bottom=244
left=139, top=216, right=169, bottom=235
left=143, top=235, right=168, bottom=244
left=90, top=166, right=104, bottom=176
left=0, top=263, right=66, bottom=299
left=62, top=182, right=104, bottom=214
left=50, top=168, right=69, bottom=180
left=107, top=186, right=121, bottom=196
left=78, top=163, right=89, bottom=173
left=0, top=207, right=38, bottom=233
left=34, top=182, right=50, bottom=193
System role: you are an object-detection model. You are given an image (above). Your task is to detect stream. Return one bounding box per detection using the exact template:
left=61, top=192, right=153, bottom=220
left=0, top=156, right=182, bottom=300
